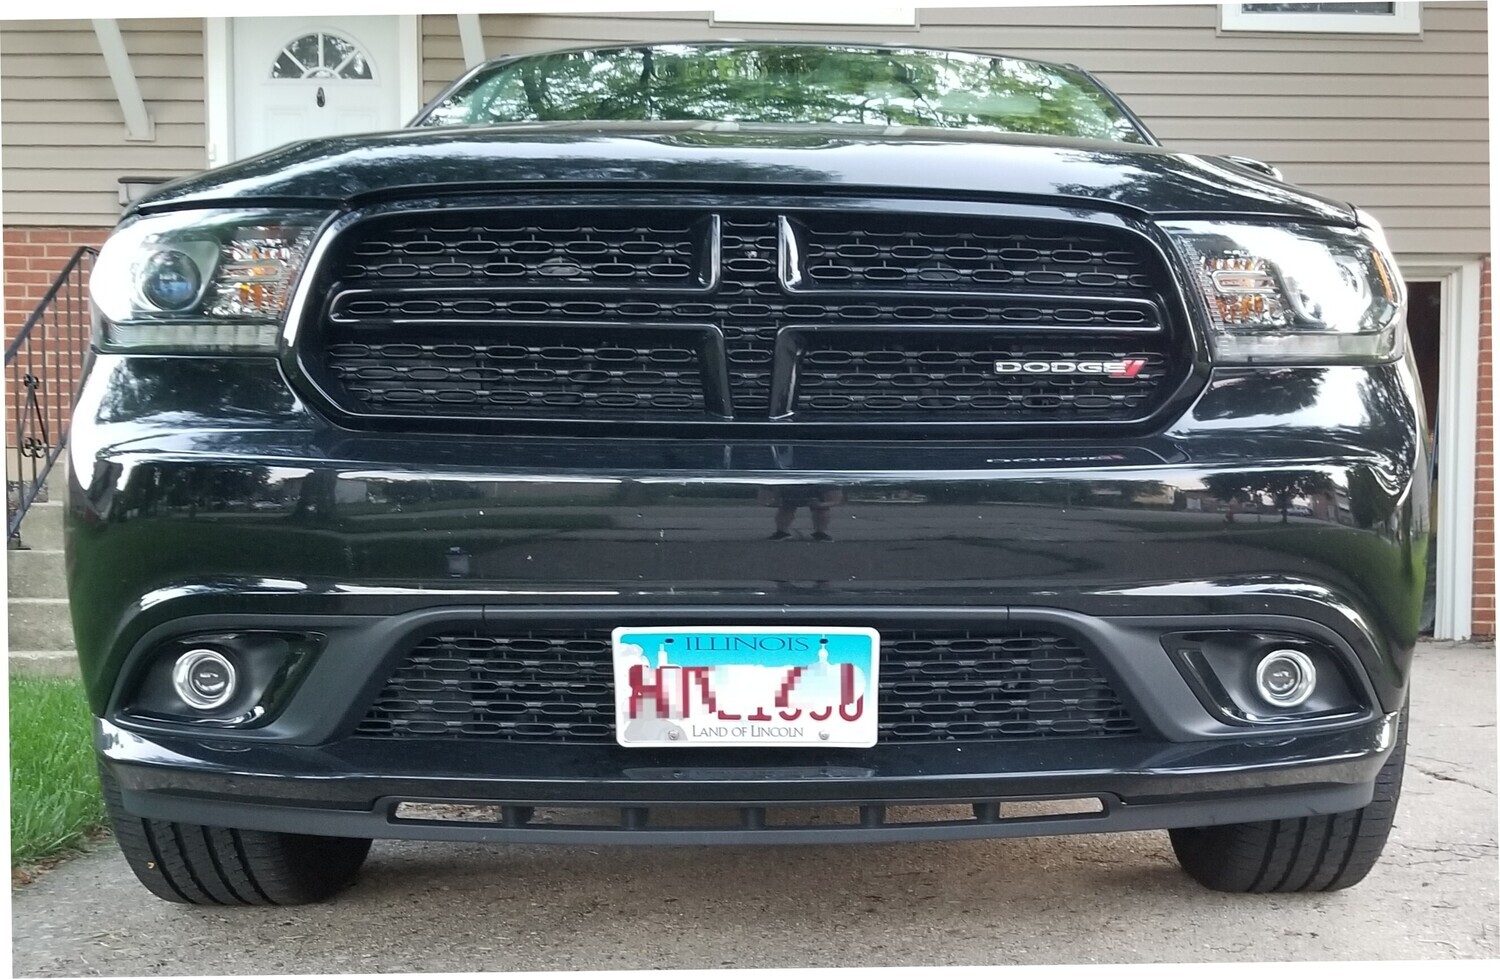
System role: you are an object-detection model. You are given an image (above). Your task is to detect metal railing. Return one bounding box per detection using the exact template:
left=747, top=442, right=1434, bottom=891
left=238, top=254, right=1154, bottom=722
left=5, top=246, right=97, bottom=547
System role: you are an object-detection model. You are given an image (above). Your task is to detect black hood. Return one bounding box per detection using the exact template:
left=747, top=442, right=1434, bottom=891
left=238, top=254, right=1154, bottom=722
left=132, top=121, right=1354, bottom=223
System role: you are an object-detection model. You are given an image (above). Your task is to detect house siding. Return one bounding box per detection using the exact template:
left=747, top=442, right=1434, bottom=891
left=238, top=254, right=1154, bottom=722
left=418, top=2, right=1489, bottom=261
left=0, top=18, right=207, bottom=226
left=1, top=7, right=1485, bottom=252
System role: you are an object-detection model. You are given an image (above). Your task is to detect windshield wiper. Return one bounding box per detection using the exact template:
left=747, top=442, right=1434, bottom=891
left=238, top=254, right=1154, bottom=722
left=890, top=62, right=945, bottom=128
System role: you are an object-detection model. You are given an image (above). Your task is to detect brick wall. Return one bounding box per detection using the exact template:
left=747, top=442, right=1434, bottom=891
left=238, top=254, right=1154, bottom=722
left=3, top=225, right=106, bottom=451
left=3, top=226, right=106, bottom=323
left=1473, top=257, right=1495, bottom=637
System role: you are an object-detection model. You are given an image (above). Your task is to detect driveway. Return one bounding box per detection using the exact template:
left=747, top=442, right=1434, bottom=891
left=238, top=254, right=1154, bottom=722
left=11, top=642, right=1496, bottom=974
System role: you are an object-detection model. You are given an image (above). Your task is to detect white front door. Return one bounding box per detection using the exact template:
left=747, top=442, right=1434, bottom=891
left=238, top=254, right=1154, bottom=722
left=231, top=16, right=403, bottom=160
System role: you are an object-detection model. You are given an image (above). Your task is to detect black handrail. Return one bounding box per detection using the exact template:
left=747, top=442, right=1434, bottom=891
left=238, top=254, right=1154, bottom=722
left=6, top=245, right=97, bottom=546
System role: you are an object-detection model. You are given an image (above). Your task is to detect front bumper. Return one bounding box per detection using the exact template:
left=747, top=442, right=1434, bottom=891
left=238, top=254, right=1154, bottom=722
left=93, top=601, right=1403, bottom=843
left=70, top=356, right=1427, bottom=842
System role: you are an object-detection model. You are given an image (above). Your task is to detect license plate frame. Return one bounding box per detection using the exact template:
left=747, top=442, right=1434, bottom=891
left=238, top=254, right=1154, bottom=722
left=611, top=625, right=880, bottom=748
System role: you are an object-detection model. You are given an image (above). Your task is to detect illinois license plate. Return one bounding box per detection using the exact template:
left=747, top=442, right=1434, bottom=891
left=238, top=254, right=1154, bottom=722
left=611, top=626, right=880, bottom=748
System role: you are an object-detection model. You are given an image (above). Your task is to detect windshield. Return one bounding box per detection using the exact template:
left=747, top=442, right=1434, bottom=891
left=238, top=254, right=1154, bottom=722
left=418, top=43, right=1149, bottom=144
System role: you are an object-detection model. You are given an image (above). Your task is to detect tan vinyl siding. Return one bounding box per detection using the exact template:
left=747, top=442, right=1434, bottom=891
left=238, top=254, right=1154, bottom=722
left=0, top=19, right=206, bottom=226
left=0, top=7, right=1485, bottom=253
left=419, top=2, right=1489, bottom=260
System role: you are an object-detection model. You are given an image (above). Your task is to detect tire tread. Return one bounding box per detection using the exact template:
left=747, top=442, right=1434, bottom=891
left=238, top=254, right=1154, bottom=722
left=99, top=766, right=371, bottom=906
left=1169, top=703, right=1408, bottom=894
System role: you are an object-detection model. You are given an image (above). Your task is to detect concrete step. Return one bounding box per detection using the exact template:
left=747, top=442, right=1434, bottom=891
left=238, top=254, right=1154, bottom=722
left=10, top=500, right=65, bottom=551
left=7, top=598, right=75, bottom=651
left=8, top=442, right=69, bottom=547
left=7, top=547, right=65, bottom=598
left=7, top=650, right=80, bottom=677
left=6, top=451, right=68, bottom=500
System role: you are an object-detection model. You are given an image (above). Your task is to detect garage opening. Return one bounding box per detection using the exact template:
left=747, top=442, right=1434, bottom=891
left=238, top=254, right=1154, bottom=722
left=1407, top=280, right=1441, bottom=635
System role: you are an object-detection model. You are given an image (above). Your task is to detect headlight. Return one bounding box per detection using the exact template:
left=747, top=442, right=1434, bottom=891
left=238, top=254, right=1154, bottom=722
left=1163, top=220, right=1405, bottom=364
left=91, top=209, right=332, bottom=352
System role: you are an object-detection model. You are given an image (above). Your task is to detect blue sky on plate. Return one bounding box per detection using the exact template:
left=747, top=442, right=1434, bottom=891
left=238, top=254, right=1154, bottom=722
left=616, top=630, right=874, bottom=671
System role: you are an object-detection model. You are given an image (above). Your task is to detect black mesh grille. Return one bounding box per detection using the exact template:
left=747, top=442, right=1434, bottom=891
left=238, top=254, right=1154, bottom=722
left=356, top=627, right=1139, bottom=744
left=793, top=338, right=1168, bottom=418
left=339, top=213, right=715, bottom=290
left=787, top=214, right=1156, bottom=296
left=310, top=203, right=1185, bottom=430
left=326, top=331, right=709, bottom=416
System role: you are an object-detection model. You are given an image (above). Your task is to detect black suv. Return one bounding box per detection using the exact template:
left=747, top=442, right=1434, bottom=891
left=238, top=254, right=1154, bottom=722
left=74, top=42, right=1425, bottom=905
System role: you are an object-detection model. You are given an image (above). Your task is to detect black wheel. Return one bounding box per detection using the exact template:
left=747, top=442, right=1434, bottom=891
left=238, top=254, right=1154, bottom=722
left=99, top=766, right=372, bottom=905
left=1169, top=702, right=1408, bottom=893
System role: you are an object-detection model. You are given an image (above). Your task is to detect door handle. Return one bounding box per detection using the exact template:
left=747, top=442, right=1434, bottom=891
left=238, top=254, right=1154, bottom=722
left=316, top=86, right=326, bottom=108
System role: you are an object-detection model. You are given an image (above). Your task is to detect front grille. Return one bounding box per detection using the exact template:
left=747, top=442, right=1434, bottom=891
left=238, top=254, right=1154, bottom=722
left=324, top=330, right=711, bottom=417
left=792, top=336, right=1169, bottom=418
left=340, top=212, right=716, bottom=290
left=308, top=201, right=1188, bottom=432
left=355, top=627, right=1140, bottom=744
left=785, top=214, right=1156, bottom=296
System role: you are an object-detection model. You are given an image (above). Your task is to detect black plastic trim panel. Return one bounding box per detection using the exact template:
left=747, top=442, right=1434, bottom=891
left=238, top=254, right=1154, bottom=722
left=116, top=783, right=1375, bottom=845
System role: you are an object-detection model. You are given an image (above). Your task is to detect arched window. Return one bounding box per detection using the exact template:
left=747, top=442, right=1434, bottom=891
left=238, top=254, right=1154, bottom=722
left=271, top=32, right=374, bottom=80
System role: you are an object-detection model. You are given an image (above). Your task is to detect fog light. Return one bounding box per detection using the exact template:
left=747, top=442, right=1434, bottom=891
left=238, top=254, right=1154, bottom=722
left=171, top=649, right=237, bottom=710
left=1255, top=649, right=1316, bottom=707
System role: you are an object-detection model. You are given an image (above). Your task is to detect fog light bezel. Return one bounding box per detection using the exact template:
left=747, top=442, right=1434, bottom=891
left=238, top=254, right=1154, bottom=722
left=171, top=647, right=238, bottom=710
left=1163, top=630, right=1368, bottom=727
left=119, top=630, right=322, bottom=729
left=1255, top=648, right=1317, bottom=708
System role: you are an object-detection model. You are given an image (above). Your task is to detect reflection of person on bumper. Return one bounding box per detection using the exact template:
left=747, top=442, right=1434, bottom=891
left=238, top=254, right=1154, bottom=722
left=758, top=485, right=845, bottom=541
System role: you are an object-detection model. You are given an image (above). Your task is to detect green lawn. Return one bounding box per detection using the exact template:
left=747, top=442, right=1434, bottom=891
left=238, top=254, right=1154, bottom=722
left=9, top=675, right=107, bottom=866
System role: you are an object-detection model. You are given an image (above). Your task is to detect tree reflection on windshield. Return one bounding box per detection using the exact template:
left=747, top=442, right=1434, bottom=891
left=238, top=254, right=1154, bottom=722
left=422, top=43, right=1147, bottom=143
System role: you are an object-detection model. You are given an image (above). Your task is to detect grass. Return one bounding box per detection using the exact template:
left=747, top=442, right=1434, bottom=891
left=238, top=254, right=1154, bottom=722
left=9, top=674, right=107, bottom=868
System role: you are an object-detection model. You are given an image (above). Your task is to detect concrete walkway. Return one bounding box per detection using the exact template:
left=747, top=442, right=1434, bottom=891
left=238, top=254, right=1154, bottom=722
left=10, top=642, right=1496, bottom=974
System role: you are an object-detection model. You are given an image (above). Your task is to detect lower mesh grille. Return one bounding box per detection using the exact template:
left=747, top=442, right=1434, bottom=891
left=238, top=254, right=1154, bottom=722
left=327, top=332, right=709, bottom=416
left=792, top=338, right=1167, bottom=418
left=356, top=626, right=1139, bottom=744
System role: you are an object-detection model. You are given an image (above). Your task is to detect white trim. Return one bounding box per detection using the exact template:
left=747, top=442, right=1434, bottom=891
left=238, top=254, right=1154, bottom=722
left=397, top=14, right=422, bottom=123
left=205, top=16, right=424, bottom=164
left=204, top=18, right=232, bottom=166
left=1407, top=261, right=1482, bottom=641
left=92, top=18, right=155, bottom=141
left=456, top=12, right=486, bottom=70
left=1221, top=2, right=1421, bottom=35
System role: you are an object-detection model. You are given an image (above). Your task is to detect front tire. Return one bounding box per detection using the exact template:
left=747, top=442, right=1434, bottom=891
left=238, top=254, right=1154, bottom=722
left=1169, top=703, right=1407, bottom=893
left=100, top=766, right=372, bottom=905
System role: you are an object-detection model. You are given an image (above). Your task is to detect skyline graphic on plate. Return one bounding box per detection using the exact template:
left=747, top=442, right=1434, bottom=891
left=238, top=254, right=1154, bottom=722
left=612, top=627, right=880, bottom=747
left=613, top=629, right=873, bottom=673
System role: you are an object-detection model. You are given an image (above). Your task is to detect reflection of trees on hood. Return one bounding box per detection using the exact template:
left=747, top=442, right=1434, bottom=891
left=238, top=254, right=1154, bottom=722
left=291, top=470, right=338, bottom=525
left=1203, top=470, right=1336, bottom=523
left=1194, top=369, right=1324, bottom=422
left=1347, top=466, right=1399, bottom=531
left=115, top=464, right=272, bottom=518
left=1357, top=367, right=1420, bottom=478
left=96, top=360, right=298, bottom=423
left=1114, top=480, right=1168, bottom=506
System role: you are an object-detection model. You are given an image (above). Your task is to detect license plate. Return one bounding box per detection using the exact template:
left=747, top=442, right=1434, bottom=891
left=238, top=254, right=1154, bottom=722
left=611, top=626, right=880, bottom=748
